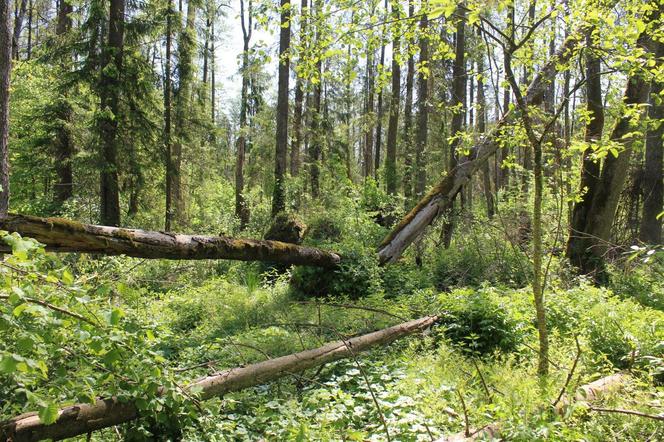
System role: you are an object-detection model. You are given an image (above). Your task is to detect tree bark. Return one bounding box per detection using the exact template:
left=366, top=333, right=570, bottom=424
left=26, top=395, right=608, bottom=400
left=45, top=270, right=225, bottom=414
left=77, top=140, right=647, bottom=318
left=384, top=0, right=400, bottom=195
left=639, top=41, right=664, bottom=244
left=0, top=0, right=11, bottom=217
left=271, top=0, right=291, bottom=216
left=477, top=46, right=493, bottom=219
left=98, top=0, right=125, bottom=227
left=377, top=25, right=588, bottom=264
left=374, top=0, right=387, bottom=181
left=0, top=214, right=341, bottom=266
left=363, top=43, right=375, bottom=179
left=0, top=316, right=437, bottom=441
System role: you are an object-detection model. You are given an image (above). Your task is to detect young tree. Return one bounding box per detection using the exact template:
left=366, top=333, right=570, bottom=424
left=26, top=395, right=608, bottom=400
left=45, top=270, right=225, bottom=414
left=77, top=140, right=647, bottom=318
left=98, top=0, right=125, bottom=226
left=271, top=0, right=291, bottom=216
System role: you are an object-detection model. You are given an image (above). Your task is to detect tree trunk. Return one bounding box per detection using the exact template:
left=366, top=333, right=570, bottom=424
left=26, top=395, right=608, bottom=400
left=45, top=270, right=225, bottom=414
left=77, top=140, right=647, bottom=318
left=374, top=1, right=387, bottom=181
left=566, top=28, right=605, bottom=269
left=377, top=25, right=588, bottom=264
left=98, top=0, right=125, bottom=227
left=11, top=0, right=27, bottom=59
left=271, top=0, right=290, bottom=216
left=402, top=0, right=415, bottom=205
left=363, top=44, right=375, bottom=179
left=235, top=0, right=251, bottom=229
left=290, top=0, right=308, bottom=177
left=0, top=214, right=341, bottom=266
left=477, top=46, right=493, bottom=218
left=1, top=316, right=436, bottom=442
left=172, top=0, right=198, bottom=227
left=384, top=0, right=400, bottom=195
left=164, top=0, right=174, bottom=231
left=574, top=15, right=661, bottom=277
left=639, top=42, right=664, bottom=244
left=414, top=11, right=430, bottom=198
left=0, top=0, right=10, bottom=216
left=53, top=0, right=74, bottom=208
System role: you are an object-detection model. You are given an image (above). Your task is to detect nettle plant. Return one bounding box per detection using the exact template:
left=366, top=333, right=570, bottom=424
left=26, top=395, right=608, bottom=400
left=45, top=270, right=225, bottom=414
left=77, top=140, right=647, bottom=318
left=0, top=232, right=194, bottom=433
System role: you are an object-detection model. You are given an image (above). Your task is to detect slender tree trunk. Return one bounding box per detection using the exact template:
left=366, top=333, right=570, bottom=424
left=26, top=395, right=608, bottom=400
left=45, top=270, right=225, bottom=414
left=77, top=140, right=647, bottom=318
left=172, top=0, right=198, bottom=228
left=235, top=0, right=252, bottom=228
left=164, top=0, right=174, bottom=231
left=441, top=4, right=466, bottom=247
left=566, top=28, right=604, bottom=269
left=98, top=0, right=125, bottom=226
left=385, top=0, right=400, bottom=195
left=402, top=0, right=415, bottom=204
left=291, top=0, right=308, bottom=177
left=53, top=0, right=74, bottom=208
left=0, top=0, right=10, bottom=216
left=25, top=0, right=30, bottom=59
left=363, top=44, right=375, bottom=179
left=478, top=48, right=494, bottom=218
left=414, top=11, right=430, bottom=198
left=271, top=0, right=291, bottom=216
left=11, top=0, right=27, bottom=60
left=308, top=0, right=322, bottom=198
left=639, top=43, right=664, bottom=244
left=210, top=17, right=216, bottom=123
left=374, top=0, right=387, bottom=181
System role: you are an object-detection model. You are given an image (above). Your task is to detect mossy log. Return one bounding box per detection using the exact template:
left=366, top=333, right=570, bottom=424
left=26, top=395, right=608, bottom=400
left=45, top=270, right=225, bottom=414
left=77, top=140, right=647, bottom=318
left=0, top=214, right=340, bottom=267
left=376, top=26, right=586, bottom=265
left=0, top=315, right=438, bottom=442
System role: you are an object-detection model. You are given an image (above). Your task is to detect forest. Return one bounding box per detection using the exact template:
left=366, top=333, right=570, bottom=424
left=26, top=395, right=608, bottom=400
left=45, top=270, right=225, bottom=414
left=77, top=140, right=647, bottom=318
left=0, top=0, right=663, bottom=439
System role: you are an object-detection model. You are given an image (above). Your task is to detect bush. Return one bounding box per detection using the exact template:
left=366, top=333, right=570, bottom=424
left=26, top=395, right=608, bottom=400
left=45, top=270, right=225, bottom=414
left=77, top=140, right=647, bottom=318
left=435, top=288, right=526, bottom=355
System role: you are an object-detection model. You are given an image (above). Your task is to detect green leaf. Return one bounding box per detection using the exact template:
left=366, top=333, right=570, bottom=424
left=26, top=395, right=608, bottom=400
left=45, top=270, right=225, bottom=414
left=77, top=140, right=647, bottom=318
left=38, top=403, right=59, bottom=425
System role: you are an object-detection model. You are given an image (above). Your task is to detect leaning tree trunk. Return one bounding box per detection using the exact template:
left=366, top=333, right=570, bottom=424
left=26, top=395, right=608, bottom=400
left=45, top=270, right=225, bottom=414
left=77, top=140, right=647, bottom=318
left=1, top=316, right=438, bottom=442
left=0, top=0, right=11, bottom=216
left=0, top=214, right=341, bottom=267
left=271, top=0, right=291, bottom=216
left=377, top=24, right=589, bottom=264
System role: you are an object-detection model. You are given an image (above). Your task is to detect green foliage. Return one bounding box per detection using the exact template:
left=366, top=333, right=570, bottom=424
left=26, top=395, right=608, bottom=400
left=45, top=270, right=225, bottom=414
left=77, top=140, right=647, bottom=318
left=435, top=288, right=527, bottom=355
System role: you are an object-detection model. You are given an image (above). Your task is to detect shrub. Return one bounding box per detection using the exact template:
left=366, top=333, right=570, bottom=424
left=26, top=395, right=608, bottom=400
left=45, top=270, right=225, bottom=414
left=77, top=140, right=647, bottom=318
left=435, top=288, right=526, bottom=355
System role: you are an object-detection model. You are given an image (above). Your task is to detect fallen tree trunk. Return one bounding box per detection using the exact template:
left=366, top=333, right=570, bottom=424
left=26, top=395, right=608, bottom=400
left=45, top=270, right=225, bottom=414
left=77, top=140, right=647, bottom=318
left=437, top=373, right=628, bottom=441
left=0, top=315, right=439, bottom=442
left=0, top=214, right=340, bottom=268
left=377, top=24, right=587, bottom=264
